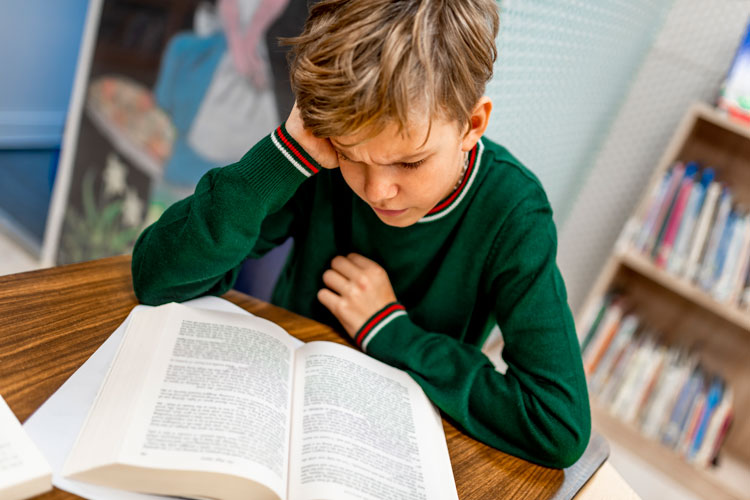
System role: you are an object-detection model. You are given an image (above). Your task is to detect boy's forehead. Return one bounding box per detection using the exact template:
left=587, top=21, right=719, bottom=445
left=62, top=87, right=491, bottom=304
left=331, top=117, right=455, bottom=159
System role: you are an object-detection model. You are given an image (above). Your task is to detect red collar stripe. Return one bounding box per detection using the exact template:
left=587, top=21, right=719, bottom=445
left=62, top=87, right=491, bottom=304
left=427, top=144, right=478, bottom=215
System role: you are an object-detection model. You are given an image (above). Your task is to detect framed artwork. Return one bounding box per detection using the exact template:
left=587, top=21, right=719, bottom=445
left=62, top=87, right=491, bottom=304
left=43, top=0, right=307, bottom=266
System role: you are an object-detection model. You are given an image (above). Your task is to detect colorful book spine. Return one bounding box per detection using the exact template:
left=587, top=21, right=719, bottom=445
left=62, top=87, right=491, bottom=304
left=662, top=366, right=704, bottom=448
left=635, top=168, right=675, bottom=251
left=677, top=386, right=707, bottom=455
left=687, top=377, right=724, bottom=462
left=644, top=163, right=687, bottom=255
left=728, top=213, right=750, bottom=305
left=709, top=210, right=740, bottom=299
left=588, top=314, right=638, bottom=396
left=655, top=164, right=699, bottom=267
left=668, top=168, right=714, bottom=275
left=697, top=188, right=732, bottom=289
left=583, top=299, right=625, bottom=376
left=693, top=387, right=732, bottom=466
left=579, top=294, right=611, bottom=353
left=683, top=182, right=722, bottom=282
left=714, top=211, right=749, bottom=302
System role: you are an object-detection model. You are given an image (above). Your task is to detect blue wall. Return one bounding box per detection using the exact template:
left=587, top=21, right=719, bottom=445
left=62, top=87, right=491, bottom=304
left=0, top=0, right=89, bottom=244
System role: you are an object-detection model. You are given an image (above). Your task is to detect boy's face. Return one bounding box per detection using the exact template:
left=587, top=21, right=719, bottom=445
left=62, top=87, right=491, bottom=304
left=331, top=117, right=476, bottom=227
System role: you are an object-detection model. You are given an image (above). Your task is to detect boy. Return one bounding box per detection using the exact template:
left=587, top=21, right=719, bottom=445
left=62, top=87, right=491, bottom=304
left=133, top=0, right=591, bottom=468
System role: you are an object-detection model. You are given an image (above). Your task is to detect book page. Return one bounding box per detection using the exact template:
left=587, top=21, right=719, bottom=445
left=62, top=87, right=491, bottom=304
left=65, top=303, right=298, bottom=500
left=287, top=342, right=457, bottom=500
left=0, top=395, right=52, bottom=500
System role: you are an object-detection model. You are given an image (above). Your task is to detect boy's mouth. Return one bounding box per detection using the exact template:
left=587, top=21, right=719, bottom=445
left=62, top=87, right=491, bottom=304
left=372, top=207, right=408, bottom=217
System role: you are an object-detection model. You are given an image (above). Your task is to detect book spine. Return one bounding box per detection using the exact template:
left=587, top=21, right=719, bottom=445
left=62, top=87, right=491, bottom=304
left=656, top=174, right=696, bottom=267
left=645, top=163, right=687, bottom=255
left=677, top=388, right=707, bottom=456
left=583, top=301, right=625, bottom=376
left=635, top=169, right=675, bottom=251
left=662, top=368, right=703, bottom=448
left=588, top=314, right=638, bottom=396
left=728, top=214, right=750, bottom=305
left=667, top=168, right=713, bottom=275
left=687, top=378, right=723, bottom=462
left=579, top=294, right=611, bottom=352
left=693, top=387, right=732, bottom=467
left=683, top=182, right=722, bottom=282
left=711, top=211, right=742, bottom=301
left=697, top=188, right=732, bottom=289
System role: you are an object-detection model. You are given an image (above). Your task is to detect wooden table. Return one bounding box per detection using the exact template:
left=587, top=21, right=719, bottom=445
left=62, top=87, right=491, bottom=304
left=0, top=256, right=638, bottom=499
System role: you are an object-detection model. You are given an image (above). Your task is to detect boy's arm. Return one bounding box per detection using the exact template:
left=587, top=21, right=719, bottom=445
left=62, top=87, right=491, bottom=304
left=333, top=197, right=591, bottom=469
left=132, top=112, right=335, bottom=305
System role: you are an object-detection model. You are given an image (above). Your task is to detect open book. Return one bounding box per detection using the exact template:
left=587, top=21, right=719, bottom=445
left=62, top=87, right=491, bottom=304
left=0, top=395, right=52, bottom=500
left=62, top=302, right=457, bottom=500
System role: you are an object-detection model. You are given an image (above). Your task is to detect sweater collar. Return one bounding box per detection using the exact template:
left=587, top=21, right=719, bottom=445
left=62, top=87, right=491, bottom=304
left=417, top=139, right=484, bottom=224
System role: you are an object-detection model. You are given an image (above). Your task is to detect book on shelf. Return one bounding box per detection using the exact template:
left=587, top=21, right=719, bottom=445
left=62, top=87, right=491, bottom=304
left=697, top=187, right=733, bottom=290
left=727, top=212, right=750, bottom=304
left=582, top=295, right=735, bottom=467
left=684, top=180, right=722, bottom=282
left=667, top=168, right=714, bottom=275
left=642, top=162, right=686, bottom=254
left=713, top=210, right=749, bottom=302
left=622, top=159, right=750, bottom=312
left=654, top=163, right=699, bottom=266
left=582, top=297, right=626, bottom=376
left=62, top=302, right=458, bottom=500
left=686, top=376, right=724, bottom=462
left=0, top=395, right=52, bottom=500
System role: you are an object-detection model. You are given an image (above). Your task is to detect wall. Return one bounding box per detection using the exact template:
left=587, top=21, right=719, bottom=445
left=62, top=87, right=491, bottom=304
left=485, top=0, right=675, bottom=225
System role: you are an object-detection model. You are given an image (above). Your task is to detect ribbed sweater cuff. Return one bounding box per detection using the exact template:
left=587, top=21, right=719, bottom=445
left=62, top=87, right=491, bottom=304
left=231, top=123, right=323, bottom=211
left=355, top=302, right=412, bottom=356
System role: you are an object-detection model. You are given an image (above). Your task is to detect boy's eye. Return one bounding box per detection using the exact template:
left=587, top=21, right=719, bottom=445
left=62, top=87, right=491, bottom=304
left=336, top=151, right=352, bottom=162
left=400, top=159, right=425, bottom=169
left=336, top=150, right=424, bottom=169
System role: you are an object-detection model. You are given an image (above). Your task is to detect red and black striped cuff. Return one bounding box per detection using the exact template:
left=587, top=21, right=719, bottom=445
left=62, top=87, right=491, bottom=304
left=355, top=302, right=407, bottom=352
left=270, top=123, right=322, bottom=177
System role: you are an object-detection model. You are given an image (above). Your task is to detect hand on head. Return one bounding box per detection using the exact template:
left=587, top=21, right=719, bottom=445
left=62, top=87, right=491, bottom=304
left=285, top=103, right=340, bottom=170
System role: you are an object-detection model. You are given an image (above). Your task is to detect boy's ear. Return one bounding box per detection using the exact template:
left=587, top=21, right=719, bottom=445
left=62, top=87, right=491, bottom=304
left=461, top=96, right=492, bottom=151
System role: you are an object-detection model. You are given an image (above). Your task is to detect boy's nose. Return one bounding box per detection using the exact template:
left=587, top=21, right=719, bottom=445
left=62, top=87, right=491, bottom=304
left=364, top=171, right=398, bottom=204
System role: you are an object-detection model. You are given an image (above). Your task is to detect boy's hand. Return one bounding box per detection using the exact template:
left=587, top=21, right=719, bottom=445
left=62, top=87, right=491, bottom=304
left=318, top=254, right=398, bottom=338
left=285, top=103, right=339, bottom=169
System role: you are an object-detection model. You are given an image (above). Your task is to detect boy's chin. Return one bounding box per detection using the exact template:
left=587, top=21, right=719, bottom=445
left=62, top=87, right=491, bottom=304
left=371, top=208, right=423, bottom=227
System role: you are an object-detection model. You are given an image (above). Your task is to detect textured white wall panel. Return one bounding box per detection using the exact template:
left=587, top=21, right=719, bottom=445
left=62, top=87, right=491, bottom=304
left=558, top=0, right=750, bottom=313
left=486, top=0, right=674, bottom=223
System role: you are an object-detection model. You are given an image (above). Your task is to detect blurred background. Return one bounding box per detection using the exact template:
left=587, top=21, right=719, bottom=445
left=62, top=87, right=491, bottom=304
left=4, top=1, right=750, bottom=499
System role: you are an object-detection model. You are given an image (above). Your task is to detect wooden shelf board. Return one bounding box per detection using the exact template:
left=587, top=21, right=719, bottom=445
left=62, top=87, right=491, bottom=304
left=617, top=249, right=750, bottom=332
left=591, top=401, right=750, bottom=500
left=692, top=101, right=750, bottom=142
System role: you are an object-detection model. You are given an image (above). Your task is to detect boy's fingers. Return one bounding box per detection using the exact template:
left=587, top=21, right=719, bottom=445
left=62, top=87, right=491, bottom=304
left=322, top=269, right=348, bottom=294
left=331, top=255, right=362, bottom=277
left=346, top=253, right=375, bottom=269
left=317, top=288, right=341, bottom=312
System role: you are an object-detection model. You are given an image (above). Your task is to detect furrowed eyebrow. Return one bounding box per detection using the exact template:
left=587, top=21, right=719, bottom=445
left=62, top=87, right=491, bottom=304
left=331, top=140, right=430, bottom=164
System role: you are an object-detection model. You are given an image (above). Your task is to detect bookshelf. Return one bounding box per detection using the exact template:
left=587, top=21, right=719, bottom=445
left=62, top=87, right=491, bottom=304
left=578, top=102, right=750, bottom=500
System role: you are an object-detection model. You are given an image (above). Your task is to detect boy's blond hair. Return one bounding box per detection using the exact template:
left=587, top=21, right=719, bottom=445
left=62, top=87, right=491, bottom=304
left=285, top=0, right=499, bottom=139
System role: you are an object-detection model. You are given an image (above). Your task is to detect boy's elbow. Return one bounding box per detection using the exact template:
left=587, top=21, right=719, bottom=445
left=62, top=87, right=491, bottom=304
left=537, top=406, right=591, bottom=469
left=544, top=423, right=590, bottom=469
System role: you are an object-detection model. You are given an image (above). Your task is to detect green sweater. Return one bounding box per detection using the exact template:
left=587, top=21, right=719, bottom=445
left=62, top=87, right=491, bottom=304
left=132, top=124, right=591, bottom=468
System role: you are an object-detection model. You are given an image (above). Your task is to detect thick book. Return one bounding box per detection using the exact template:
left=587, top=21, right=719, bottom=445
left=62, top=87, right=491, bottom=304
left=0, top=395, right=52, bottom=500
left=62, top=302, right=458, bottom=500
